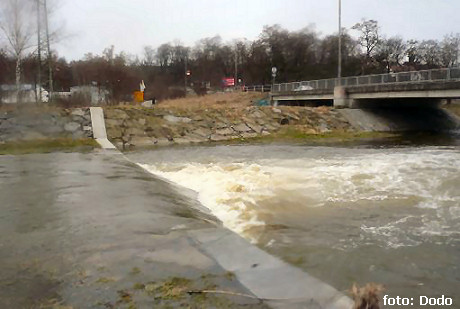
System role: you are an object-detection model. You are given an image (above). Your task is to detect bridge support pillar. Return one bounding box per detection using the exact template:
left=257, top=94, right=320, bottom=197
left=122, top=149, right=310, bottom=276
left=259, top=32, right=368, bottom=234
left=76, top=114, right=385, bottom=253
left=334, top=86, right=354, bottom=108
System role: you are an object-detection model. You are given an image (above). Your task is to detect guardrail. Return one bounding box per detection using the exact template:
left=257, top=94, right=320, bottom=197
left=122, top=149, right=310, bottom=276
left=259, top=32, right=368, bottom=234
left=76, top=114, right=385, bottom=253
left=243, top=85, right=272, bottom=92
left=272, top=67, right=460, bottom=93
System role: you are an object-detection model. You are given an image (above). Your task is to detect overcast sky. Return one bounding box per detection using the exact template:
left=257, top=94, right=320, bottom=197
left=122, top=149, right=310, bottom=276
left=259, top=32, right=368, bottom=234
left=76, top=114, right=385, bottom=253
left=55, top=0, right=459, bottom=61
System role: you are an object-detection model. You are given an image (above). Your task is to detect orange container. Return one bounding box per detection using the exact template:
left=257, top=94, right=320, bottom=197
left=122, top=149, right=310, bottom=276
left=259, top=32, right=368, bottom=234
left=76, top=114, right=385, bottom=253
left=134, top=91, right=144, bottom=102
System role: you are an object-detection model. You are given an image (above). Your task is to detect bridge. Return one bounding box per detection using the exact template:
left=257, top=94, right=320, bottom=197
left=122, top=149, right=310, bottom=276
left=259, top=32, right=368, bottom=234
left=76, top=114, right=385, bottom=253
left=270, top=67, right=460, bottom=108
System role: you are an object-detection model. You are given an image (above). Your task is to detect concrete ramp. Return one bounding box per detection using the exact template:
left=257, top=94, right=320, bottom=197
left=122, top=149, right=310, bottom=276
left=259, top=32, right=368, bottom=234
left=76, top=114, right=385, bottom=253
left=339, top=109, right=392, bottom=131
left=189, top=228, right=353, bottom=309
left=90, top=107, right=117, bottom=149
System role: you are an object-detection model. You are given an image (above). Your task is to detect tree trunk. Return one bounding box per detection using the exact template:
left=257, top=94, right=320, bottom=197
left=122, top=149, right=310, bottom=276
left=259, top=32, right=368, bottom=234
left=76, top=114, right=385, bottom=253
left=15, top=56, right=21, bottom=103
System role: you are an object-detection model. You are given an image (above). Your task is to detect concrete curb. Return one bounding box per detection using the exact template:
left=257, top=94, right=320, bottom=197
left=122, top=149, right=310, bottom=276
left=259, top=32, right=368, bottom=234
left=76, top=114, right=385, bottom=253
left=189, top=228, right=353, bottom=309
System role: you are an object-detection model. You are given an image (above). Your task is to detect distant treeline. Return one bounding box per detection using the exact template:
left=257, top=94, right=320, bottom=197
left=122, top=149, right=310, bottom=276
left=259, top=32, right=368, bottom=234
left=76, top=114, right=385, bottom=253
left=0, top=20, right=459, bottom=101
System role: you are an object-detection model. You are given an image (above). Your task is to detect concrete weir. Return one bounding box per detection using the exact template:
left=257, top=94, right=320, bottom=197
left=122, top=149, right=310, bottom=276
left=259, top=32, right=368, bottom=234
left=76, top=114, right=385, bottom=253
left=89, top=107, right=354, bottom=308
left=190, top=228, right=353, bottom=308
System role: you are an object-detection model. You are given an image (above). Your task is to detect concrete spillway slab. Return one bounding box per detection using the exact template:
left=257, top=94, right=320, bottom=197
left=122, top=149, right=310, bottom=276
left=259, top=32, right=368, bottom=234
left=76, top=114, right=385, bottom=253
left=89, top=107, right=117, bottom=150
left=189, top=228, right=353, bottom=309
left=90, top=105, right=353, bottom=308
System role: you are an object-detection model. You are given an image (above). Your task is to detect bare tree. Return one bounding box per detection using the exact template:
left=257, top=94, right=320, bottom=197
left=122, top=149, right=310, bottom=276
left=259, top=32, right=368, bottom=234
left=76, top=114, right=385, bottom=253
left=440, top=34, right=460, bottom=67
left=376, top=36, right=406, bottom=72
left=405, top=39, right=420, bottom=65
left=156, top=43, right=172, bottom=68
left=418, top=40, right=441, bottom=68
left=352, top=19, right=380, bottom=58
left=143, top=45, right=155, bottom=65
left=0, top=0, right=35, bottom=91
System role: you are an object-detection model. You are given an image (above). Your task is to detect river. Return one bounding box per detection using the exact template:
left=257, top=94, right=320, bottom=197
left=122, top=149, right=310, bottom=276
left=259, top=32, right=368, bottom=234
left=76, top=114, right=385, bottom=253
left=130, top=134, right=460, bottom=307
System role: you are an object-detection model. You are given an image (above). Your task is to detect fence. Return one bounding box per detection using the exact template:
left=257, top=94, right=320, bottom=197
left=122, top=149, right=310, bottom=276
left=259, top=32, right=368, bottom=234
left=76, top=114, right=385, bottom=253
left=272, top=67, right=460, bottom=93
left=242, top=85, right=272, bottom=92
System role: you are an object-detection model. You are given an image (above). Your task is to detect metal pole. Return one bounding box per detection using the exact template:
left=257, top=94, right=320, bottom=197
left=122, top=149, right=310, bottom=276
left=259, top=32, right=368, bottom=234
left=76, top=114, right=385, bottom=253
left=234, top=45, right=238, bottom=90
left=36, top=0, right=42, bottom=103
left=184, top=56, right=187, bottom=97
left=44, top=0, right=53, bottom=102
left=338, top=0, right=342, bottom=82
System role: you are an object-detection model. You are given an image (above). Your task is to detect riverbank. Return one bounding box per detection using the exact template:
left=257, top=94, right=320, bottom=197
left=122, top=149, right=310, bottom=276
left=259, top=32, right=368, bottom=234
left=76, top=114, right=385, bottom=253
left=103, top=104, right=358, bottom=150
left=1, top=93, right=459, bottom=154
left=0, top=138, right=98, bottom=155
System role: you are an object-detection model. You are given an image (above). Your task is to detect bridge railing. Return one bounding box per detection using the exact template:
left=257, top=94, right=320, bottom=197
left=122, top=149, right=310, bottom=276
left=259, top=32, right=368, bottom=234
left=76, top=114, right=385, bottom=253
left=272, top=67, right=460, bottom=93
left=243, top=85, right=272, bottom=92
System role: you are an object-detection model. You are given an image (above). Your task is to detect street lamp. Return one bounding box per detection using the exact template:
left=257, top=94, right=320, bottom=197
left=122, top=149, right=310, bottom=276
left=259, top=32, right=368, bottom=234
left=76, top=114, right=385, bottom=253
left=184, top=56, right=189, bottom=97
left=338, top=0, right=342, bottom=82
left=271, top=67, right=277, bottom=91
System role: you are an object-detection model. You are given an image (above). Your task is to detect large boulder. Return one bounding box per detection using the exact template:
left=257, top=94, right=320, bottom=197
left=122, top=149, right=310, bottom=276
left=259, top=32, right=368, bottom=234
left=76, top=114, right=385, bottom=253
left=233, top=123, right=252, bottom=133
left=163, top=115, right=192, bottom=123
left=71, top=108, right=85, bottom=117
left=64, top=122, right=81, bottom=132
left=210, top=134, right=228, bottom=141
left=216, top=127, right=234, bottom=136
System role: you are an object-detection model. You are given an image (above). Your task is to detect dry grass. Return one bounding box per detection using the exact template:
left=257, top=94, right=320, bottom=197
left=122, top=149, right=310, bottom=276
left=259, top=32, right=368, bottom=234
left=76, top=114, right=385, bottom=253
left=157, top=92, right=266, bottom=111
left=0, top=103, right=64, bottom=113
left=351, top=283, right=384, bottom=309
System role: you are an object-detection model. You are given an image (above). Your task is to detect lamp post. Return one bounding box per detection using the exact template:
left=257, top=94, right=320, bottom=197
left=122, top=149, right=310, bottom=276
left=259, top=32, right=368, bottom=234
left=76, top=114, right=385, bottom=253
left=36, top=0, right=42, bottom=104
left=184, top=56, right=187, bottom=96
left=234, top=44, right=238, bottom=89
left=184, top=56, right=191, bottom=97
left=44, top=0, right=53, bottom=102
left=271, top=67, right=277, bottom=92
left=338, top=0, right=342, bottom=83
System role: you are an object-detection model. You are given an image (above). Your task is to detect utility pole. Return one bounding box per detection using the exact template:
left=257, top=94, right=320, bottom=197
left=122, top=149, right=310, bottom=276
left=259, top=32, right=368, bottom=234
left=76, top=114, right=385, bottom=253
left=337, top=0, right=342, bottom=82
left=36, top=0, right=42, bottom=103
left=234, top=44, right=238, bottom=89
left=184, top=56, right=188, bottom=97
left=43, top=0, right=53, bottom=102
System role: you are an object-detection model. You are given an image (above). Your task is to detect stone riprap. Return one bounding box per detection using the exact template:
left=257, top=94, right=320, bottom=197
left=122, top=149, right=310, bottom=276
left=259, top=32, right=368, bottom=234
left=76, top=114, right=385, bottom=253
left=0, top=108, right=92, bottom=142
left=103, top=106, right=354, bottom=149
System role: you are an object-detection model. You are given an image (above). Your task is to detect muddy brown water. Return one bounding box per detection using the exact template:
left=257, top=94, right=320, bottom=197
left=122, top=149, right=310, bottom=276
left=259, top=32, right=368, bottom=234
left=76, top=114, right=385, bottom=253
left=131, top=132, right=460, bottom=308
left=1, top=132, right=459, bottom=308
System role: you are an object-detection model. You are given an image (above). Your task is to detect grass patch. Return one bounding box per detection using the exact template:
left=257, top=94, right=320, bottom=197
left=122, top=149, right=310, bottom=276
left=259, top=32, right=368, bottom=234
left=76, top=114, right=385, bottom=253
left=219, top=127, right=398, bottom=146
left=114, top=273, right=269, bottom=308
left=0, top=138, right=99, bottom=155
left=272, top=126, right=396, bottom=140
left=95, top=277, right=116, bottom=284
left=130, top=267, right=141, bottom=275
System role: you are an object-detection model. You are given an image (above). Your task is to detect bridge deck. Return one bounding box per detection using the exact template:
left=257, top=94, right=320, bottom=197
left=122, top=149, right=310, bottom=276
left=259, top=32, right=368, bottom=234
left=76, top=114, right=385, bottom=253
left=271, top=71, right=460, bottom=105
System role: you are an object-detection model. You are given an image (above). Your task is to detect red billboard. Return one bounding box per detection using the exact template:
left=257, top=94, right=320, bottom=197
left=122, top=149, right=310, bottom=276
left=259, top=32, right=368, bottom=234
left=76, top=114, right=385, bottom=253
left=222, top=77, right=235, bottom=87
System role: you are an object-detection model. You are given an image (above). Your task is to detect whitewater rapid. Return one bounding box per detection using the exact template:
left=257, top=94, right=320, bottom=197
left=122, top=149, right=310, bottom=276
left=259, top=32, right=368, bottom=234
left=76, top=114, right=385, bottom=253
left=137, top=146, right=460, bottom=247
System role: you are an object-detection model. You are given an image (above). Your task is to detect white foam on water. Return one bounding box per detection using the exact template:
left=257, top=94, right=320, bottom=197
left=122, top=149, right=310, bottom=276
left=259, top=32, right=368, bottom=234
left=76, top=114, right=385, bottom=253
left=139, top=147, right=460, bottom=247
left=139, top=162, right=271, bottom=238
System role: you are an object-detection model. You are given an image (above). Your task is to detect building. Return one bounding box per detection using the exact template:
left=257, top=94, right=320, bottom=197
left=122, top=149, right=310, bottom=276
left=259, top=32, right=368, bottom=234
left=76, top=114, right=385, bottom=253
left=0, top=84, right=49, bottom=104
left=69, top=85, right=109, bottom=105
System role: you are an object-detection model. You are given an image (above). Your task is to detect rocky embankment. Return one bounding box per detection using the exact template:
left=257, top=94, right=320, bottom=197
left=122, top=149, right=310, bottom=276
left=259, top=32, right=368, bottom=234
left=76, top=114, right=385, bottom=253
left=103, top=106, right=354, bottom=149
left=0, top=108, right=93, bottom=142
